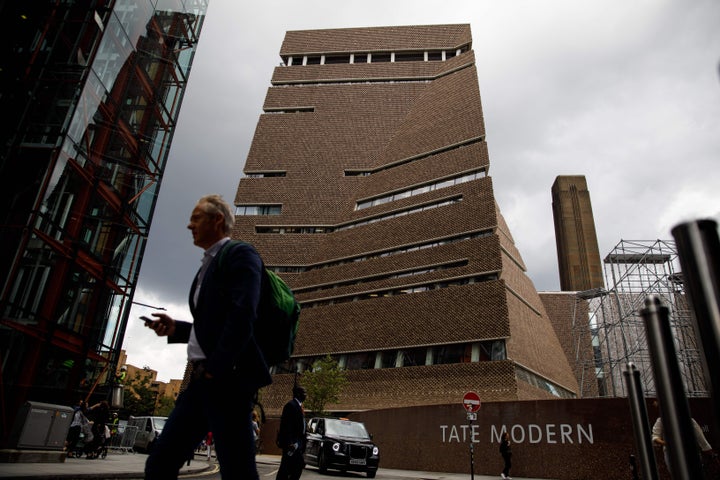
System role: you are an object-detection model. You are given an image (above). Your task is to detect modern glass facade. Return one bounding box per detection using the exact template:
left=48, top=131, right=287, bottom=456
left=0, top=0, right=207, bottom=443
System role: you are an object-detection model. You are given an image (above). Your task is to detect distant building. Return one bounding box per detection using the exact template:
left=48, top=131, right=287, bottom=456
left=232, top=25, right=579, bottom=415
left=551, top=175, right=604, bottom=291
left=0, top=1, right=207, bottom=443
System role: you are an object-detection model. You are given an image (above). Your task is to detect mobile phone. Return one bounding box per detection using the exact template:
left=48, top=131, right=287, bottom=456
left=140, top=315, right=153, bottom=323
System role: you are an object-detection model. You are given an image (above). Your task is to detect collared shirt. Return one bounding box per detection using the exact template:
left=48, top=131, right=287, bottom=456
left=187, top=237, right=231, bottom=362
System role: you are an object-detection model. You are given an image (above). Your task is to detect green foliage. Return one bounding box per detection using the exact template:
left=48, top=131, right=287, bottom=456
left=155, top=395, right=175, bottom=416
left=301, top=355, right=347, bottom=416
left=123, top=368, right=158, bottom=416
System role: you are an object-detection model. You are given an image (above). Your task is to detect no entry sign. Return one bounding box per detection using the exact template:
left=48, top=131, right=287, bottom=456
left=462, top=391, right=481, bottom=412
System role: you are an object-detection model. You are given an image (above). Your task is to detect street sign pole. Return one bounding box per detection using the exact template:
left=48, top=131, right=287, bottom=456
left=468, top=411, right=475, bottom=480
left=462, top=392, right=481, bottom=480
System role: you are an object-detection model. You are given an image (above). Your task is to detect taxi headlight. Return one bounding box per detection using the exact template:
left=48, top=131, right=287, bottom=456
left=332, top=442, right=341, bottom=452
left=372, top=446, right=379, bottom=455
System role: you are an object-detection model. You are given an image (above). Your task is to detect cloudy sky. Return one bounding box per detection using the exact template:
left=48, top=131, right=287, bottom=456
left=123, top=0, right=720, bottom=382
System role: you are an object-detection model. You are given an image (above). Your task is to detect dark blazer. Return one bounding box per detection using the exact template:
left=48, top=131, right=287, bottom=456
left=277, top=398, right=306, bottom=452
left=168, top=241, right=272, bottom=392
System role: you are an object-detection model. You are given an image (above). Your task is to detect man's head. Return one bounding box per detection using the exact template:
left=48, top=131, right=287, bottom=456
left=293, top=386, right=307, bottom=402
left=187, top=194, right=234, bottom=249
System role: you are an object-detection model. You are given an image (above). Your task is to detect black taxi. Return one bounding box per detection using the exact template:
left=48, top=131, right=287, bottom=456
left=304, top=417, right=380, bottom=478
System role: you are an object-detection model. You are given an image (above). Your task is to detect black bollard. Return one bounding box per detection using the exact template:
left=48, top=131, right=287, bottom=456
left=671, top=219, right=720, bottom=434
left=629, top=454, right=639, bottom=480
left=641, top=295, right=705, bottom=480
left=623, top=363, right=659, bottom=480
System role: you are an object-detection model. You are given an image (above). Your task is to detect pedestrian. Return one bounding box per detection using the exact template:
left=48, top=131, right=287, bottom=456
left=651, top=415, right=716, bottom=475
left=500, top=431, right=512, bottom=480
left=65, top=400, right=87, bottom=456
left=109, top=412, right=119, bottom=441
left=205, top=432, right=213, bottom=461
left=275, top=386, right=307, bottom=480
left=142, top=194, right=272, bottom=480
left=252, top=410, right=261, bottom=454
left=85, top=400, right=109, bottom=459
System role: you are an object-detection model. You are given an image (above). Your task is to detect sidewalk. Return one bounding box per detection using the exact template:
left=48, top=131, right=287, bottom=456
left=0, top=450, right=212, bottom=479
left=0, top=451, right=551, bottom=480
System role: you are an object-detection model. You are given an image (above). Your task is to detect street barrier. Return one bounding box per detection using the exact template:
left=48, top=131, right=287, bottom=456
left=108, top=425, right=138, bottom=454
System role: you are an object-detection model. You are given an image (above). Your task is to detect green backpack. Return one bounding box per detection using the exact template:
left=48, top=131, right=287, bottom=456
left=217, top=240, right=301, bottom=367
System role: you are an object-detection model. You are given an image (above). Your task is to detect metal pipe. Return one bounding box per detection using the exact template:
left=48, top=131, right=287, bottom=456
left=671, top=219, right=720, bottom=424
left=623, top=362, right=659, bottom=480
left=640, top=295, right=705, bottom=480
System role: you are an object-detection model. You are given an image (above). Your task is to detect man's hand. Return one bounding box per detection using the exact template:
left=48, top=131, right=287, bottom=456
left=287, top=442, right=298, bottom=456
left=144, top=312, right=176, bottom=337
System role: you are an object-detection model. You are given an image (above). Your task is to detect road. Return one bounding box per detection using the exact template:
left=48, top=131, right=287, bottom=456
left=181, top=462, right=402, bottom=480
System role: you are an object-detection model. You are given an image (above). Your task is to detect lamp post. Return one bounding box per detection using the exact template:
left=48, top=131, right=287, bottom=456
left=131, top=301, right=166, bottom=310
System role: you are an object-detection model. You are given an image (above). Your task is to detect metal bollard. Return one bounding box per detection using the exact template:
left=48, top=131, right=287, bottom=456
left=623, top=362, right=659, bottom=480
left=671, top=219, right=720, bottom=429
left=640, top=295, right=705, bottom=480
left=629, top=455, right=639, bottom=480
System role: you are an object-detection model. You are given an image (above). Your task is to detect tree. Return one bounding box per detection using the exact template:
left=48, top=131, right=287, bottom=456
left=155, top=395, right=175, bottom=416
left=123, top=368, right=158, bottom=416
left=301, top=355, right=347, bottom=416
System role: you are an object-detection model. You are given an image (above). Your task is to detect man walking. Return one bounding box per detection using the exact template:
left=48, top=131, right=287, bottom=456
left=275, top=386, right=307, bottom=480
left=143, top=194, right=272, bottom=479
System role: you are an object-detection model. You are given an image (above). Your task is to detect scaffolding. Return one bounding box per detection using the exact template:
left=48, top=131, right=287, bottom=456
left=573, top=239, right=707, bottom=398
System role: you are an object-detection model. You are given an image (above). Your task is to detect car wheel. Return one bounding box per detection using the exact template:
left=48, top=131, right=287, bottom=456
left=318, top=451, right=328, bottom=474
left=367, top=471, right=377, bottom=478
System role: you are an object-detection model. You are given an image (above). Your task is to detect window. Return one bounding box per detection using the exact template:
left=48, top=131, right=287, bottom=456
left=370, top=53, right=391, bottom=63
left=346, top=352, right=375, bottom=370
left=433, top=344, right=472, bottom=364
left=235, top=205, right=281, bottom=216
left=245, top=172, right=286, bottom=178
left=380, top=351, right=398, bottom=368
left=400, top=347, right=427, bottom=367
left=356, top=170, right=485, bottom=210
left=395, top=52, right=424, bottom=62
left=306, top=56, right=321, bottom=65
left=325, top=54, right=350, bottom=64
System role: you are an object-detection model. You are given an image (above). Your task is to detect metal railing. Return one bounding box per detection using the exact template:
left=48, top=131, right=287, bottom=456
left=107, top=425, right=138, bottom=454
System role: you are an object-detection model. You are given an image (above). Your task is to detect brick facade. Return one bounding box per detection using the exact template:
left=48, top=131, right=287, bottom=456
left=233, top=24, right=579, bottom=416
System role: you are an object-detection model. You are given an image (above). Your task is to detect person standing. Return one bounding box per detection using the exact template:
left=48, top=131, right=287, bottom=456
left=500, top=431, right=512, bottom=480
left=143, top=194, right=272, bottom=480
left=85, top=400, right=109, bottom=459
left=65, top=400, right=87, bottom=456
left=275, top=386, right=307, bottom=480
left=651, top=416, right=716, bottom=474
left=205, top=432, right=213, bottom=461
left=252, top=411, right=261, bottom=454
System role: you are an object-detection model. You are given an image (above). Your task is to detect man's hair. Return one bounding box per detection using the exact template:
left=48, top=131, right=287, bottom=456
left=198, top=194, right=234, bottom=234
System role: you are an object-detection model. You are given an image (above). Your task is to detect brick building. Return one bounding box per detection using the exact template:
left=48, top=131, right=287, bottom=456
left=551, top=175, right=604, bottom=291
left=232, top=25, right=580, bottom=415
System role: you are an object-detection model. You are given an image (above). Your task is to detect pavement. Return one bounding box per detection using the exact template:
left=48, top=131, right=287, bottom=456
left=0, top=451, right=551, bottom=480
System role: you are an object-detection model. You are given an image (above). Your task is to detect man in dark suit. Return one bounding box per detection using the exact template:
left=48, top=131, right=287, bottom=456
left=275, top=386, right=307, bottom=480
left=143, top=194, right=272, bottom=480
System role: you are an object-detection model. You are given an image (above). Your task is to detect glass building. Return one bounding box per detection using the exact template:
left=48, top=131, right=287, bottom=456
left=0, top=0, right=208, bottom=443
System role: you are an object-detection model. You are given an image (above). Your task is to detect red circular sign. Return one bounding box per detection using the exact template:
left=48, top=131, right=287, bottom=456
left=462, top=391, right=481, bottom=412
